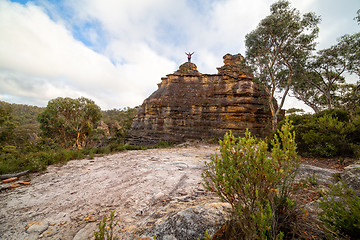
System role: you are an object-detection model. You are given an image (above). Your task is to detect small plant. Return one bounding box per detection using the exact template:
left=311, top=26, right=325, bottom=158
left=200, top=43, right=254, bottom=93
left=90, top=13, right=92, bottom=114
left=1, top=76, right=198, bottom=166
left=94, top=210, right=119, bottom=240
left=306, top=173, right=318, bottom=186
left=197, top=230, right=212, bottom=240
left=319, top=182, right=360, bottom=239
left=202, top=118, right=300, bottom=239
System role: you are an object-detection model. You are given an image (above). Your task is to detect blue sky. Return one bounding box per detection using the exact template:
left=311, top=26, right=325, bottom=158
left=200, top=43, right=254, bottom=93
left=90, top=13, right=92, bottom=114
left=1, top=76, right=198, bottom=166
left=0, top=0, right=359, bottom=110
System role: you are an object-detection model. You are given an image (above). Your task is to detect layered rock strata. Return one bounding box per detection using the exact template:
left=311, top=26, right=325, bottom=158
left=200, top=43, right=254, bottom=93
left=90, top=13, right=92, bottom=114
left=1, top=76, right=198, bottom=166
left=128, top=53, right=273, bottom=145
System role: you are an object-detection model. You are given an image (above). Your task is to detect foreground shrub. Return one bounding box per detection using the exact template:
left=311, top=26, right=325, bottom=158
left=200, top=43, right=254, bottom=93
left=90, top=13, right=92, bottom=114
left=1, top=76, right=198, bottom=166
left=319, top=182, right=360, bottom=239
left=202, top=118, right=300, bottom=239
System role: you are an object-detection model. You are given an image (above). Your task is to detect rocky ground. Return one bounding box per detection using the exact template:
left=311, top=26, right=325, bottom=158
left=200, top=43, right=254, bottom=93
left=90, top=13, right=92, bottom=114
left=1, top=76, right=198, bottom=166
left=0, top=143, right=358, bottom=240
left=0, top=143, right=221, bottom=240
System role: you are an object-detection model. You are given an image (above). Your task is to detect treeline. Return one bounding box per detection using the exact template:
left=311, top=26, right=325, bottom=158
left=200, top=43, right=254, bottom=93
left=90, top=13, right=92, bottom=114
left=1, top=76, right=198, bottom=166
left=0, top=99, right=139, bottom=174
left=244, top=0, right=360, bottom=158
left=245, top=1, right=359, bottom=130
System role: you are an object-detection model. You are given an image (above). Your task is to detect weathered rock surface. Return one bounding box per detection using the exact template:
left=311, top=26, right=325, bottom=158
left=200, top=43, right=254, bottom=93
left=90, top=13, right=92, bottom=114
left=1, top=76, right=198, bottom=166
left=296, top=164, right=341, bottom=184
left=137, top=202, right=232, bottom=240
left=1, top=143, right=356, bottom=239
left=128, top=54, right=273, bottom=145
left=97, top=120, right=110, bottom=136
left=0, top=144, right=219, bottom=240
left=341, top=161, right=360, bottom=195
left=73, top=222, right=97, bottom=240
left=26, top=221, right=49, bottom=234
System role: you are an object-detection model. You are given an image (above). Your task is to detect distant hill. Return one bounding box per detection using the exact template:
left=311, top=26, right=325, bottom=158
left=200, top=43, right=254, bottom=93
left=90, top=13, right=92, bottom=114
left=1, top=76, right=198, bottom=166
left=0, top=100, right=137, bottom=146
left=0, top=101, right=44, bottom=146
left=0, top=101, right=44, bottom=126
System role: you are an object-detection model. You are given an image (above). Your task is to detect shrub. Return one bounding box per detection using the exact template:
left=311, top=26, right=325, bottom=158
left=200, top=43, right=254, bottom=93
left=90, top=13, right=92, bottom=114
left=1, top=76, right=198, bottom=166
left=0, top=153, right=24, bottom=174
left=94, top=210, right=119, bottom=240
left=286, top=109, right=360, bottom=157
left=202, top=118, right=300, bottom=239
left=319, top=182, right=360, bottom=239
left=153, top=141, right=173, bottom=148
left=53, top=149, right=72, bottom=163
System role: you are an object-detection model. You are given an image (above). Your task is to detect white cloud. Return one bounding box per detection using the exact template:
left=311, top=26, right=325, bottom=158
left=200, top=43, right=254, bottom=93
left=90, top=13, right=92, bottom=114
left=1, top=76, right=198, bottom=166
left=0, top=0, right=358, bottom=111
left=0, top=0, right=176, bottom=109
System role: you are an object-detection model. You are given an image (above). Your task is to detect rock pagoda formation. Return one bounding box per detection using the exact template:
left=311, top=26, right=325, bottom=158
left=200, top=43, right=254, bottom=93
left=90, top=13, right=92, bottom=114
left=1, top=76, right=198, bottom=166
left=127, top=53, right=273, bottom=145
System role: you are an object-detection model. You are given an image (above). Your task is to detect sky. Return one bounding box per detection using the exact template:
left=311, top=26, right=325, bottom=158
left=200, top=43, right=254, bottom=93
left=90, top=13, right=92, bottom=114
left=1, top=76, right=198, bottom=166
left=0, top=0, right=359, bottom=111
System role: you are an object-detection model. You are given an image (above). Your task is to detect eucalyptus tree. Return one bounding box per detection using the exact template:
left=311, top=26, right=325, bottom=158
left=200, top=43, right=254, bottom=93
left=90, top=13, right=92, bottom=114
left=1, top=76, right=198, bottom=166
left=245, top=0, right=320, bottom=129
left=337, top=83, right=360, bottom=114
left=302, top=47, right=346, bottom=110
left=338, top=32, right=360, bottom=81
left=290, top=71, right=323, bottom=113
left=38, top=97, right=102, bottom=149
left=291, top=31, right=359, bottom=112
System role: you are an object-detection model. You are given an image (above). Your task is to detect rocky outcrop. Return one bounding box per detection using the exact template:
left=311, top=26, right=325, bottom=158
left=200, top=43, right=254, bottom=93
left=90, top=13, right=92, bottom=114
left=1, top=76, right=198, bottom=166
left=96, top=121, right=110, bottom=136
left=128, top=54, right=273, bottom=145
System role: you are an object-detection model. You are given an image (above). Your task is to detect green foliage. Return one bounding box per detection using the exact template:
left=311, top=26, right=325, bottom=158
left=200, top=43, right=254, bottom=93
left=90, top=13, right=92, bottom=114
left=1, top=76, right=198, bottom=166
left=319, top=182, right=360, bottom=239
left=355, top=9, right=360, bottom=24
left=38, top=97, right=102, bottom=149
left=285, top=108, right=305, bottom=115
left=101, top=107, right=137, bottom=140
left=153, top=141, right=173, bottom=148
left=197, top=231, right=212, bottom=240
left=0, top=147, right=85, bottom=174
left=290, top=70, right=324, bottom=113
left=0, top=140, right=172, bottom=174
left=305, top=174, right=318, bottom=186
left=0, top=104, right=16, bottom=144
left=291, top=31, right=360, bottom=113
left=0, top=151, right=24, bottom=174
left=202, top=118, right=300, bottom=239
left=0, top=101, right=43, bottom=147
left=0, top=101, right=43, bottom=126
left=0, top=100, right=141, bottom=175
left=287, top=109, right=360, bottom=157
left=308, top=46, right=346, bottom=110
left=94, top=210, right=119, bottom=240
left=245, top=0, right=320, bottom=129
left=337, top=83, right=360, bottom=115
left=337, top=32, right=360, bottom=79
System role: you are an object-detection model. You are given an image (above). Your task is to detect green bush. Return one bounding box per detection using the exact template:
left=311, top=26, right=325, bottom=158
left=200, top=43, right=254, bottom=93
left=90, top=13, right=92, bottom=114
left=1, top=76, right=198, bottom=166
left=0, top=137, right=176, bottom=175
left=94, top=210, right=119, bottom=240
left=202, top=118, right=300, bottom=239
left=0, top=153, right=25, bottom=174
left=153, top=141, right=173, bottom=148
left=319, top=182, right=360, bottom=239
left=286, top=109, right=360, bottom=157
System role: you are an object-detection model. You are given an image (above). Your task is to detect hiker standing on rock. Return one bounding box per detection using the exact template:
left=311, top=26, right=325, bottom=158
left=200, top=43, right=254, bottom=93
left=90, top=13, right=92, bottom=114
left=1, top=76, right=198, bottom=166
left=185, top=52, right=194, bottom=62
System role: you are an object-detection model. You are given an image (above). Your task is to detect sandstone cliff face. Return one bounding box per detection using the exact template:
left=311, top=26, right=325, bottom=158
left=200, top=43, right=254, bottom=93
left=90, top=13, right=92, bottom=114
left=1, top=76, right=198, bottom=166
left=128, top=54, right=273, bottom=145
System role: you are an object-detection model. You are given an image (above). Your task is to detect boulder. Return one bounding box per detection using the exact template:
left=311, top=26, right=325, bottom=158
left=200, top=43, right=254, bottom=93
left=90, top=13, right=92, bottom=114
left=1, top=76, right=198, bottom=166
left=137, top=202, right=232, bottom=240
left=26, top=221, right=49, bottom=234
left=73, top=223, right=97, bottom=240
left=341, top=161, right=360, bottom=195
left=97, top=120, right=110, bottom=136
left=296, top=164, right=341, bottom=184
